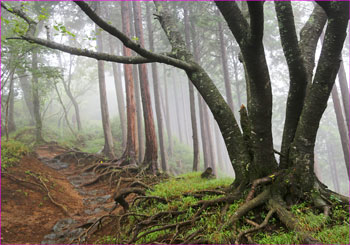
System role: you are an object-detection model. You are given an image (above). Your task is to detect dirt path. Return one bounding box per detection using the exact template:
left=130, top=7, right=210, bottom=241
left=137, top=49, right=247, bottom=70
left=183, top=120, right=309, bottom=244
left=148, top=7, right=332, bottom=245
left=1, top=144, right=116, bottom=244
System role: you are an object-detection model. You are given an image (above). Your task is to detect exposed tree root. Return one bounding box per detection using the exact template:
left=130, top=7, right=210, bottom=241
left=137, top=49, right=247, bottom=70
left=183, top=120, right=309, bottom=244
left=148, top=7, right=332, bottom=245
left=131, top=195, right=168, bottom=207
left=268, top=197, right=321, bottom=244
left=245, top=172, right=282, bottom=202
left=225, top=188, right=270, bottom=229
left=235, top=208, right=276, bottom=244
left=129, top=216, right=201, bottom=243
left=113, top=187, right=146, bottom=211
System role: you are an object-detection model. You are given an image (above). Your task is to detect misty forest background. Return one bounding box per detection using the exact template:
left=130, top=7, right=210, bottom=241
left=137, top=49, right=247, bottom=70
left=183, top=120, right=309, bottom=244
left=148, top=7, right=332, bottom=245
left=1, top=1, right=349, bottom=195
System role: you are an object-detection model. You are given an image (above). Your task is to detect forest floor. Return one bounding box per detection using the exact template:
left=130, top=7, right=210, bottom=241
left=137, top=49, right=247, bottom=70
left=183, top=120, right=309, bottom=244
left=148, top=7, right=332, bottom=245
left=1, top=142, right=349, bottom=244
left=1, top=143, right=126, bottom=244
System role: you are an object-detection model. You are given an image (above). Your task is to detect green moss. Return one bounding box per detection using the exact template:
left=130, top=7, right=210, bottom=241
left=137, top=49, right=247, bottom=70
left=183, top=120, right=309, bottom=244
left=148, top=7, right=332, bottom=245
left=147, top=172, right=233, bottom=199
left=1, top=139, right=30, bottom=170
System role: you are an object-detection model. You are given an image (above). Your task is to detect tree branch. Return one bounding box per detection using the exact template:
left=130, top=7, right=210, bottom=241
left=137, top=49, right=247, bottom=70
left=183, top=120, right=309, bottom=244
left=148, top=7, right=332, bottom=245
left=215, top=1, right=249, bottom=46
left=74, top=1, right=193, bottom=71
left=275, top=1, right=309, bottom=169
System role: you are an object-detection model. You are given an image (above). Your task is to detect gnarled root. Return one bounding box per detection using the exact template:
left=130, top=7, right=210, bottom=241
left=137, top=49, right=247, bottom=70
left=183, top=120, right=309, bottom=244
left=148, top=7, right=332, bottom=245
left=267, top=197, right=321, bottom=244
left=235, top=208, right=276, bottom=244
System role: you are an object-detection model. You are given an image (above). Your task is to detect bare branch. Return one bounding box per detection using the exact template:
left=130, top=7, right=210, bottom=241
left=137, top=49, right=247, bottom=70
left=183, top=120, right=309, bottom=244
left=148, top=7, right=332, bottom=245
left=74, top=1, right=194, bottom=70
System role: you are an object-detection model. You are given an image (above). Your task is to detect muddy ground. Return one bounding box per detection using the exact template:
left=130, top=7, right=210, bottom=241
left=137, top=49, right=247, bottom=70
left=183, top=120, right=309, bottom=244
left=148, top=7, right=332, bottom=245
left=1, top=144, right=125, bottom=244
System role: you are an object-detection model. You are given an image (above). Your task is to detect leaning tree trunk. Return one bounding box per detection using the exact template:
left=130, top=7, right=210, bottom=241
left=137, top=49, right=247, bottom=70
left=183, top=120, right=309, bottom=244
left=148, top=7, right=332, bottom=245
left=146, top=3, right=168, bottom=172
left=95, top=2, right=115, bottom=159
left=132, top=1, right=158, bottom=172
left=172, top=78, right=184, bottom=143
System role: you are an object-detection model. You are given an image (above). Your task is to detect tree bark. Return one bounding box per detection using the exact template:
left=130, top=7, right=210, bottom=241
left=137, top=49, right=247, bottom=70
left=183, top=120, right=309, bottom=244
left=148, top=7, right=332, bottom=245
left=120, top=1, right=138, bottom=163
left=132, top=1, right=158, bottom=172
left=326, top=141, right=340, bottom=193
left=337, top=61, right=349, bottom=130
left=163, top=66, right=174, bottom=157
left=173, top=76, right=184, bottom=143
left=18, top=72, right=35, bottom=125
left=146, top=3, right=167, bottom=172
left=184, top=3, right=200, bottom=171
left=331, top=85, right=349, bottom=176
left=108, top=38, right=127, bottom=147
left=217, top=16, right=234, bottom=113
left=8, top=73, right=16, bottom=132
left=31, top=50, right=44, bottom=143
left=95, top=1, right=115, bottom=158
left=128, top=2, right=144, bottom=163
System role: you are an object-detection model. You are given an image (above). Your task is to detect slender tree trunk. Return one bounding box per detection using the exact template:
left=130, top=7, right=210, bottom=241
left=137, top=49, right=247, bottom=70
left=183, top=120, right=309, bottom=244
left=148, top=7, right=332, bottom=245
left=183, top=5, right=200, bottom=170
left=132, top=1, right=158, bottom=172
left=5, top=72, right=15, bottom=140
left=146, top=3, right=167, bottom=172
left=121, top=1, right=138, bottom=164
left=233, top=57, right=242, bottom=108
left=8, top=73, right=16, bottom=132
left=326, top=141, right=340, bottom=193
left=203, top=105, right=217, bottom=175
left=128, top=2, right=144, bottom=163
left=331, top=85, right=349, bottom=176
left=18, top=73, right=35, bottom=125
left=32, top=50, right=44, bottom=143
left=337, top=61, right=349, bottom=130
left=215, top=123, right=224, bottom=172
left=198, top=96, right=210, bottom=169
left=218, top=17, right=235, bottom=112
left=95, top=2, right=115, bottom=158
left=57, top=54, right=82, bottom=132
left=180, top=80, right=191, bottom=145
left=108, top=38, right=127, bottom=147
left=173, top=75, right=184, bottom=143
left=53, top=83, right=77, bottom=139
left=163, top=67, right=174, bottom=156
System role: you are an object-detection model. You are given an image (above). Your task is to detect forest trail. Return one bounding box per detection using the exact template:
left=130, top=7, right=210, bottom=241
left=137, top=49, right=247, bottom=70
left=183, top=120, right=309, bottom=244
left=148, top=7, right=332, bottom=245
left=1, top=143, right=122, bottom=244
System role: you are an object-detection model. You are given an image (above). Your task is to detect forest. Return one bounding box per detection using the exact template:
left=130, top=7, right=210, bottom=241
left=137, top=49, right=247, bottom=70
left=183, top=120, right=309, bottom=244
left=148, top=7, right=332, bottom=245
left=1, top=1, right=349, bottom=244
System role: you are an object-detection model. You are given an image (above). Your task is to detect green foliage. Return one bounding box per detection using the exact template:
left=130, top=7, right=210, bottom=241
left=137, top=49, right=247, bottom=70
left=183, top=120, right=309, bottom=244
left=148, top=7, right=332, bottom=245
left=148, top=172, right=233, bottom=199
left=315, top=225, right=349, bottom=244
left=1, top=139, right=30, bottom=170
left=255, top=230, right=299, bottom=244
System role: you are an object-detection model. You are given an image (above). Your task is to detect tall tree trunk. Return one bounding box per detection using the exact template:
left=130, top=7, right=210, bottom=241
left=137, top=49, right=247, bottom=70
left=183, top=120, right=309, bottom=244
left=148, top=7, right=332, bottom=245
left=163, top=67, right=174, bottom=156
left=57, top=54, right=82, bottom=132
left=173, top=78, right=184, bottom=143
left=120, top=1, right=138, bottom=164
left=32, top=50, right=44, bottom=143
left=331, top=85, right=349, bottom=176
left=146, top=3, right=167, bottom=172
left=8, top=73, right=16, bottom=132
left=95, top=2, right=115, bottom=158
left=198, top=96, right=210, bottom=169
left=203, top=106, right=217, bottom=175
left=129, top=2, right=144, bottom=163
left=18, top=73, right=35, bottom=125
left=183, top=3, right=199, bottom=171
left=337, top=61, right=349, bottom=130
left=326, top=141, right=340, bottom=193
left=108, top=38, right=127, bottom=147
left=180, top=80, right=191, bottom=145
left=132, top=1, right=158, bottom=172
left=218, top=17, right=235, bottom=112
left=5, top=72, right=15, bottom=140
